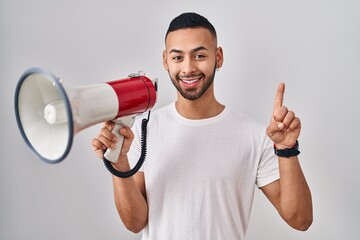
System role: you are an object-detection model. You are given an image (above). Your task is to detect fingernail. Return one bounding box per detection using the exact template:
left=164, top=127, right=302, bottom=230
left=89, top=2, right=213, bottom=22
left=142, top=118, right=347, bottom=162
left=113, top=138, right=118, bottom=143
left=111, top=144, right=116, bottom=150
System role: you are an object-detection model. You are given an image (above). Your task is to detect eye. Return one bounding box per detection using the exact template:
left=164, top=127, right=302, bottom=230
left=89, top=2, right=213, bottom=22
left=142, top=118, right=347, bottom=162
left=172, top=55, right=183, bottom=61
left=195, top=54, right=206, bottom=60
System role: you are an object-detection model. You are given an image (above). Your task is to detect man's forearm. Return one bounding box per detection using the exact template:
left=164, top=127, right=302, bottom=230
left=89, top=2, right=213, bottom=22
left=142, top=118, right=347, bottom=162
left=278, top=156, right=313, bottom=230
left=112, top=159, right=148, bottom=233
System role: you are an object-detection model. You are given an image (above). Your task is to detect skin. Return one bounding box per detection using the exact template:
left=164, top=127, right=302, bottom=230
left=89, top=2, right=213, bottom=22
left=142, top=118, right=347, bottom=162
left=264, top=83, right=313, bottom=230
left=92, top=27, right=313, bottom=233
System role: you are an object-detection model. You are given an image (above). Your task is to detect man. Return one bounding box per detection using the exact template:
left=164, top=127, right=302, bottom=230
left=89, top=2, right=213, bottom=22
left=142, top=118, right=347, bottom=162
left=92, top=12, right=313, bottom=239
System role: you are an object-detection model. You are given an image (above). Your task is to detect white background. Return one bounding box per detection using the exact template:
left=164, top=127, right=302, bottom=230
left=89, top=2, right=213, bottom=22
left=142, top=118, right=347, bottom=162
left=1, top=0, right=359, bottom=239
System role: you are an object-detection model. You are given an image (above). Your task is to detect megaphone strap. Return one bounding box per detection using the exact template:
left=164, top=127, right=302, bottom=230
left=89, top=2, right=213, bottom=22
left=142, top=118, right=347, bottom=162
left=103, top=111, right=150, bottom=178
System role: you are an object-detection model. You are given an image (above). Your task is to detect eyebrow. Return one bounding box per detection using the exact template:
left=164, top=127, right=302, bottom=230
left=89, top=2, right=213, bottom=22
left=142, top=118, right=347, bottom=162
left=169, top=46, right=209, bottom=54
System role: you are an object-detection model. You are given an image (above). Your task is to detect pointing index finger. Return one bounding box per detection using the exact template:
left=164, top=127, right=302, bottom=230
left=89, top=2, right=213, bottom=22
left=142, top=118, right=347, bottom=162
left=273, top=82, right=285, bottom=110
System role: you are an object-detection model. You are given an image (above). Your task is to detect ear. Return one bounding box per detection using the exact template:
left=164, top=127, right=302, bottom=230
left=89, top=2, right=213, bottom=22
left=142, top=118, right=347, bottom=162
left=162, top=50, right=169, bottom=71
left=216, top=47, right=224, bottom=69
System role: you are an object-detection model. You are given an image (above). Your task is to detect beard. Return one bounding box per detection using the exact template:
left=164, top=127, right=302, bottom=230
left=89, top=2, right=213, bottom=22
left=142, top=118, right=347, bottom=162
left=169, top=64, right=217, bottom=101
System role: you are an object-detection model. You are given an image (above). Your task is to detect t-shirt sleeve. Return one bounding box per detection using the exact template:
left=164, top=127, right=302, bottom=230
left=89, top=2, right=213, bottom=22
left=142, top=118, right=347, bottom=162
left=256, top=135, right=279, bottom=188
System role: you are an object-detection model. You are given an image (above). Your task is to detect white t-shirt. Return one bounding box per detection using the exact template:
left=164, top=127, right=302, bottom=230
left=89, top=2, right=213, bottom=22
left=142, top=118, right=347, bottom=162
left=128, top=103, right=279, bottom=240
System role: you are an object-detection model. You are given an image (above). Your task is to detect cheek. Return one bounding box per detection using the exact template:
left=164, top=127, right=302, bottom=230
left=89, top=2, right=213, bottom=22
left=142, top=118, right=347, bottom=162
left=167, top=67, right=179, bottom=80
left=167, top=63, right=180, bottom=75
left=198, top=61, right=216, bottom=74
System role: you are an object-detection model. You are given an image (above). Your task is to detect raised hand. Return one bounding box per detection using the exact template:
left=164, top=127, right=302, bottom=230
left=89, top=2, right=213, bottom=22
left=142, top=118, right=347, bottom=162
left=266, top=83, right=301, bottom=149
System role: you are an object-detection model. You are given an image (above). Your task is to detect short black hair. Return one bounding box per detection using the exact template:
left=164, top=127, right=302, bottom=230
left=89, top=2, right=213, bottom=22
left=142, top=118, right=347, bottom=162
left=165, top=12, right=217, bottom=41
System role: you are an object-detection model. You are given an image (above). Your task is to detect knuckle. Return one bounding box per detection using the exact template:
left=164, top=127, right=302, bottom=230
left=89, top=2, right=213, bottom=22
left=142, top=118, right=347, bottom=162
left=281, top=106, right=288, bottom=112
left=104, top=120, right=112, bottom=126
left=101, top=126, right=109, bottom=133
left=95, top=150, right=104, bottom=160
left=97, top=134, right=104, bottom=141
left=128, top=130, right=135, bottom=139
left=104, top=121, right=114, bottom=130
left=285, top=111, right=295, bottom=120
left=92, top=138, right=99, bottom=146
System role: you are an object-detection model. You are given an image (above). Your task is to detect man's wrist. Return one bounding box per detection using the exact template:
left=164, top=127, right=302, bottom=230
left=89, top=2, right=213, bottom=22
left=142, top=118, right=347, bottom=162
left=274, top=140, right=297, bottom=150
left=274, top=140, right=300, bottom=158
left=111, top=158, right=131, bottom=172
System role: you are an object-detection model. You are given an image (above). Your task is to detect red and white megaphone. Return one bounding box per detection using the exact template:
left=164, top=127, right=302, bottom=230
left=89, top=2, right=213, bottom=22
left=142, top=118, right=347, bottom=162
left=14, top=67, right=157, bottom=171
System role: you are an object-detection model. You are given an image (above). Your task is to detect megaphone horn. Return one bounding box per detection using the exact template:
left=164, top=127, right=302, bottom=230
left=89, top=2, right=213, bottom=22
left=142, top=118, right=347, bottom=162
left=15, top=67, right=157, bottom=167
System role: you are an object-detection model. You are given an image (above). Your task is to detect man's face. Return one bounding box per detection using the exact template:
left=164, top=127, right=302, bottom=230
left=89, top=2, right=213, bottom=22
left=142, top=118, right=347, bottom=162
left=163, top=28, right=223, bottom=101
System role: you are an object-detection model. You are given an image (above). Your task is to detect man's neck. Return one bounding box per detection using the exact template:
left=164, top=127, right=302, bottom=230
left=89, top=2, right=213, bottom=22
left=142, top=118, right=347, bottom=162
left=175, top=94, right=225, bottom=120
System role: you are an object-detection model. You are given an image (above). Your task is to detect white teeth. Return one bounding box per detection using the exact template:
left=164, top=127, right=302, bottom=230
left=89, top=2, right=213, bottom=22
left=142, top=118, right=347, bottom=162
left=183, top=79, right=198, bottom=84
left=180, top=76, right=201, bottom=84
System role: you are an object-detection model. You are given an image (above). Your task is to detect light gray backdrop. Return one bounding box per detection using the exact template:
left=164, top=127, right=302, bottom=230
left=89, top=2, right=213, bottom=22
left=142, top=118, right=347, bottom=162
left=1, top=0, right=359, bottom=239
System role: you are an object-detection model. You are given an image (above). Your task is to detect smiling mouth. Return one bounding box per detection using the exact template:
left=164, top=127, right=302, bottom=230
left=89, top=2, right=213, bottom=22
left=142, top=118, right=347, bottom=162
left=178, top=75, right=203, bottom=85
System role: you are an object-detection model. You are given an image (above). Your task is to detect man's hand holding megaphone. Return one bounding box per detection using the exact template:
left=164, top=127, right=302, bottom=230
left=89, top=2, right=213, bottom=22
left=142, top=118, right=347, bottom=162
left=92, top=121, right=135, bottom=172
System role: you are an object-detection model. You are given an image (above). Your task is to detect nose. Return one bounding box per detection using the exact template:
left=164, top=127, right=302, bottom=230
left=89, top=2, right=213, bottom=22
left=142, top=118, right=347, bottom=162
left=182, top=57, right=196, bottom=75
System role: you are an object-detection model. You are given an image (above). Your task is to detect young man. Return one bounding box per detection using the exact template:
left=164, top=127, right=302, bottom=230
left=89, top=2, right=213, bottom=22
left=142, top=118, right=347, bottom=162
left=92, top=12, right=313, bottom=239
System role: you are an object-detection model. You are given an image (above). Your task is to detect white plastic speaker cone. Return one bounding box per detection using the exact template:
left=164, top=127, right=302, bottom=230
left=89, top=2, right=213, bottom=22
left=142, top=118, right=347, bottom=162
left=15, top=67, right=157, bottom=164
left=15, top=68, right=74, bottom=163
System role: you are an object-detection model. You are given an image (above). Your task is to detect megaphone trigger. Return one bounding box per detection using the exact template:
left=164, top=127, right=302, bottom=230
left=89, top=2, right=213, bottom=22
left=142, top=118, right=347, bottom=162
left=103, top=114, right=137, bottom=163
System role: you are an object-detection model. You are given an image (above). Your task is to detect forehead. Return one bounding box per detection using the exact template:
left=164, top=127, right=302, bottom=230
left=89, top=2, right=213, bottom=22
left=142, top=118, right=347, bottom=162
left=165, top=28, right=216, bottom=52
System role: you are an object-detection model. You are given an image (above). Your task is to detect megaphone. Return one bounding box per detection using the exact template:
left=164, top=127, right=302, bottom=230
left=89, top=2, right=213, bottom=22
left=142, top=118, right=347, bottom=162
left=14, top=67, right=157, bottom=176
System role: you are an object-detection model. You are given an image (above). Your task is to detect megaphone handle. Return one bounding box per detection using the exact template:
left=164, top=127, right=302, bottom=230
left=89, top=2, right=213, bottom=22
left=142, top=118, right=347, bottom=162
left=103, top=115, right=136, bottom=163
left=103, top=112, right=150, bottom=178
